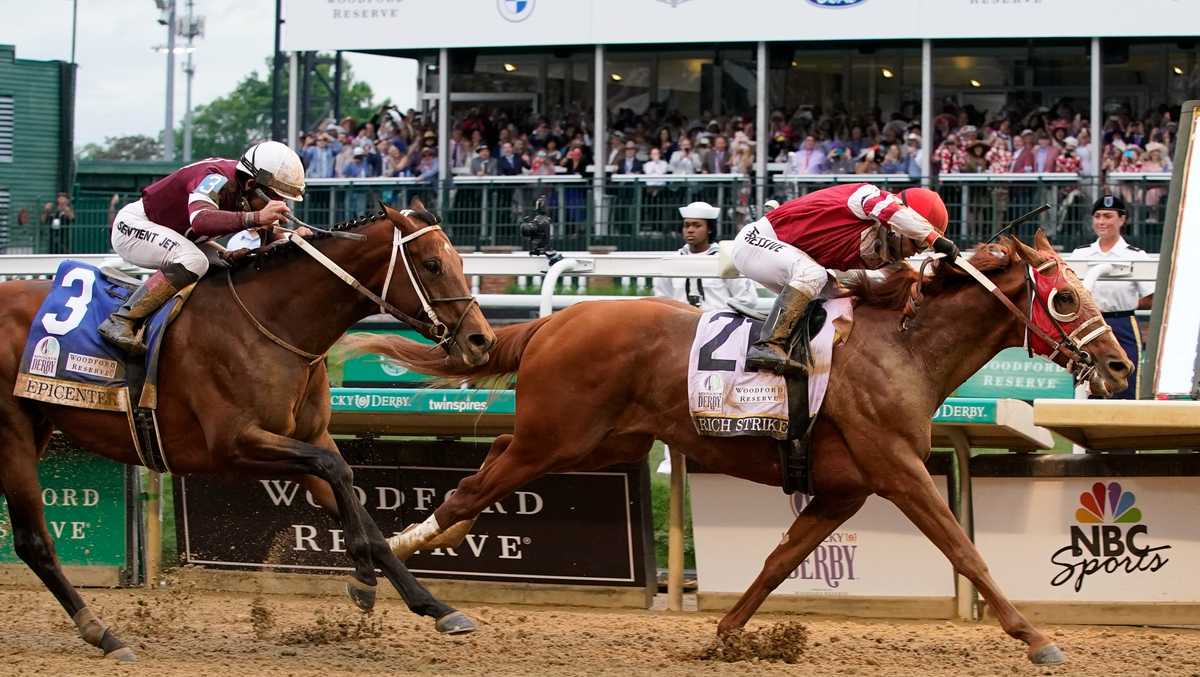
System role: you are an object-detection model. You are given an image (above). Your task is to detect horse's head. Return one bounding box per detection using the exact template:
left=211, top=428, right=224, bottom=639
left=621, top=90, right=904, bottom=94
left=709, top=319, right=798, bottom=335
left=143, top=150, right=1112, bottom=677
left=376, top=199, right=496, bottom=367
left=1008, top=230, right=1132, bottom=397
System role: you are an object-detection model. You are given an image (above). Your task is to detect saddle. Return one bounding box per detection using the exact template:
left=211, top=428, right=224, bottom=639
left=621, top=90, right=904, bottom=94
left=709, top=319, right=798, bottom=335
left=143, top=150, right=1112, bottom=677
left=15, top=261, right=196, bottom=473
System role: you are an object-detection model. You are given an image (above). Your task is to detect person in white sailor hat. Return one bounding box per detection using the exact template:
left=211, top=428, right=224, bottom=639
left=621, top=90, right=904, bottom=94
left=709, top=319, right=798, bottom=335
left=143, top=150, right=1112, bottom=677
left=652, top=201, right=759, bottom=313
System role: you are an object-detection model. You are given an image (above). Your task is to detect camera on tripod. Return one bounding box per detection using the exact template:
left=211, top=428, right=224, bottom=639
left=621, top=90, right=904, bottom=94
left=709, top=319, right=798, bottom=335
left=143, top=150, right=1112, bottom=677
left=519, top=197, right=562, bottom=264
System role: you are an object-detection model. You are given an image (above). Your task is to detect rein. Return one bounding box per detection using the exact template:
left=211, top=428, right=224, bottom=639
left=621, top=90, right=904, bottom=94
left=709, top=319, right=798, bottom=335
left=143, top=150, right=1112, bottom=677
left=953, top=254, right=1109, bottom=384
left=226, top=214, right=477, bottom=360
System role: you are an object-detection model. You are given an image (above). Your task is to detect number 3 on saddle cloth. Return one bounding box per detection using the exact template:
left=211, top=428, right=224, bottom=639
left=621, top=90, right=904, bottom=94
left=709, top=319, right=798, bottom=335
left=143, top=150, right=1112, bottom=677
left=13, top=261, right=195, bottom=473
left=687, top=298, right=854, bottom=495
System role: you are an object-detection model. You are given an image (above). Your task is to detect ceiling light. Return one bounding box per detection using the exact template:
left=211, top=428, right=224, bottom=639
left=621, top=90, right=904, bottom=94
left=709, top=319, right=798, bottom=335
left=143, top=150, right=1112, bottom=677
left=970, top=79, right=982, bottom=88
left=611, top=73, right=623, bottom=82
left=503, top=63, right=517, bottom=72
left=881, top=67, right=894, bottom=79
left=1173, top=65, right=1185, bottom=76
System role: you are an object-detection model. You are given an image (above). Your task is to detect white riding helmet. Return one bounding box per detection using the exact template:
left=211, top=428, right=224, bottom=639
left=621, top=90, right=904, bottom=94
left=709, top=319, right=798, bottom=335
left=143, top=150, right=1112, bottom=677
left=237, top=140, right=306, bottom=202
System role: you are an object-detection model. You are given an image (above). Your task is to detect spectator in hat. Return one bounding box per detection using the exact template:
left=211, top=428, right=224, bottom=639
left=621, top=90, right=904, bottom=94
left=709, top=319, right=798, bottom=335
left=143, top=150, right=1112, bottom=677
left=936, top=134, right=967, bottom=174
left=1141, top=142, right=1171, bottom=219
left=341, top=147, right=369, bottom=178
left=963, top=138, right=989, bottom=173
left=1009, top=132, right=1036, bottom=173
left=1054, top=137, right=1083, bottom=174
left=616, top=140, right=643, bottom=175
left=470, top=144, right=497, bottom=176
left=303, top=133, right=336, bottom=179
left=1070, top=194, right=1154, bottom=402
left=902, top=132, right=925, bottom=178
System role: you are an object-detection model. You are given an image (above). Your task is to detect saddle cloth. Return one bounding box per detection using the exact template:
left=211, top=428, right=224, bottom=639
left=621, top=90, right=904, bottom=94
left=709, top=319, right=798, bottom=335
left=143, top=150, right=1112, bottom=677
left=688, top=298, right=853, bottom=440
left=14, top=260, right=190, bottom=413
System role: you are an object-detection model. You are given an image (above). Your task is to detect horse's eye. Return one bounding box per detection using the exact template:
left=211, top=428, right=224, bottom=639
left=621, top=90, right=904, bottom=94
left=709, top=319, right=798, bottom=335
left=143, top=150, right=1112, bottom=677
left=423, top=259, right=442, bottom=275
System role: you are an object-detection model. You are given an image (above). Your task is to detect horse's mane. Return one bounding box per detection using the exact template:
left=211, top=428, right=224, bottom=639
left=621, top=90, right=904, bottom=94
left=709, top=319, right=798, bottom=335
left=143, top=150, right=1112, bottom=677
left=845, top=242, right=1019, bottom=310
left=228, top=205, right=441, bottom=272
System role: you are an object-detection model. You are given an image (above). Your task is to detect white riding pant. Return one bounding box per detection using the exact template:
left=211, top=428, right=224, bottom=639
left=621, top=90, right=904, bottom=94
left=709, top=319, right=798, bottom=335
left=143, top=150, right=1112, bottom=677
left=111, top=199, right=209, bottom=278
left=731, top=216, right=828, bottom=297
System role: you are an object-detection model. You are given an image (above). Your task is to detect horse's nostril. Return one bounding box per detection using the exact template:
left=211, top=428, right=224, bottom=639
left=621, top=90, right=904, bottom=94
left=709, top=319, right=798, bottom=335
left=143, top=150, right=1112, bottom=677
left=467, top=332, right=490, bottom=348
left=1108, top=360, right=1130, bottom=375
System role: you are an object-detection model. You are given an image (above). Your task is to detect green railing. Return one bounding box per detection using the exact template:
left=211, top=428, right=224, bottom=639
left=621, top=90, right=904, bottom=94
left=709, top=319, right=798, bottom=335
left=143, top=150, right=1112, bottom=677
left=9, top=173, right=1172, bottom=255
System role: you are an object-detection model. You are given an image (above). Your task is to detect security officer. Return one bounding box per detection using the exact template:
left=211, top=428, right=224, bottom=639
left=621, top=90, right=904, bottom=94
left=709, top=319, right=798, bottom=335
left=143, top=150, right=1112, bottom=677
left=1070, top=194, right=1154, bottom=399
left=652, top=201, right=759, bottom=313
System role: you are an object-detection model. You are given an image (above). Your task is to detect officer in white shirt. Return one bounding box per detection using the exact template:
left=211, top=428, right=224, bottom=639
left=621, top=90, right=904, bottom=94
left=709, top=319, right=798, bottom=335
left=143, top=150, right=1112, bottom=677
left=1071, top=194, right=1154, bottom=399
left=652, top=201, right=759, bottom=313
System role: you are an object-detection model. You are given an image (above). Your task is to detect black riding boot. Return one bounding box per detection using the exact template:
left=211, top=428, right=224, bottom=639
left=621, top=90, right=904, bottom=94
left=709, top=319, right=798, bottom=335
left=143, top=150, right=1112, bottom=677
left=98, top=265, right=195, bottom=355
left=744, top=286, right=813, bottom=377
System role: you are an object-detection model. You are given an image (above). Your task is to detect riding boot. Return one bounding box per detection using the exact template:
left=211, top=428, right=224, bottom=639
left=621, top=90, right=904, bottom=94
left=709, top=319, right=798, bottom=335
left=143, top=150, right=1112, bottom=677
left=98, top=269, right=189, bottom=356
left=744, top=286, right=813, bottom=377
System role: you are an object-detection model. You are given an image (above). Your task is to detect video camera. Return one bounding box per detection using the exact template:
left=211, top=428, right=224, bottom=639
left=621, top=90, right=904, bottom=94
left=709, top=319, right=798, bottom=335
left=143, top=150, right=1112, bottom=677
left=519, top=197, right=562, bottom=264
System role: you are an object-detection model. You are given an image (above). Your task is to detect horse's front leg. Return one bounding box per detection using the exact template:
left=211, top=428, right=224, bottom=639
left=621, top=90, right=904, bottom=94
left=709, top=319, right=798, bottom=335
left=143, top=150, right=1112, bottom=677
left=717, top=493, right=866, bottom=635
left=871, top=445, right=1064, bottom=666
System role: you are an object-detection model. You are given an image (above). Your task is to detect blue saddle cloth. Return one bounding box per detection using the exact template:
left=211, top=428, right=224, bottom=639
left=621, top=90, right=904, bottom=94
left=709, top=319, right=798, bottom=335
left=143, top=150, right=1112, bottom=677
left=14, top=261, right=184, bottom=412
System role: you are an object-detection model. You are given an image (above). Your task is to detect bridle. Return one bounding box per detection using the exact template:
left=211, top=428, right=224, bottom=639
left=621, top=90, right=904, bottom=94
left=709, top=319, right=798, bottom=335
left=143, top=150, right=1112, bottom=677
left=228, top=210, right=477, bottom=361
left=953, top=250, right=1111, bottom=385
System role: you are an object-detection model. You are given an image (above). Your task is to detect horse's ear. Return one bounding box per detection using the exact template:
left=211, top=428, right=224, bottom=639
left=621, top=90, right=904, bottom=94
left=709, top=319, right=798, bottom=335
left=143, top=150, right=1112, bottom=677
left=1010, top=234, right=1047, bottom=267
left=1032, top=228, right=1056, bottom=254
left=409, top=196, right=426, bottom=213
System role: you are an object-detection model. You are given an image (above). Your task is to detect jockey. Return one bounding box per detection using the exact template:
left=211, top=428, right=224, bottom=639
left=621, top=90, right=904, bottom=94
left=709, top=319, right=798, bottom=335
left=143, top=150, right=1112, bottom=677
left=98, top=141, right=305, bottom=355
left=731, top=183, right=958, bottom=376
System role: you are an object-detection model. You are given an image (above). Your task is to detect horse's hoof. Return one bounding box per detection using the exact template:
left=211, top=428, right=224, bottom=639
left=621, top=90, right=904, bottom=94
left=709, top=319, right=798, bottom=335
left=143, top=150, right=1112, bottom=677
left=435, top=610, right=477, bottom=635
left=105, top=646, right=138, bottom=663
left=1028, top=643, right=1066, bottom=665
left=346, top=579, right=377, bottom=612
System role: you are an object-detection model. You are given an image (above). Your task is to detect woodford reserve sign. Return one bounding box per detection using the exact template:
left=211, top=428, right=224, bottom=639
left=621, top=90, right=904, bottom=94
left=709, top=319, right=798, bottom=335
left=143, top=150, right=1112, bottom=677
left=174, top=440, right=655, bottom=589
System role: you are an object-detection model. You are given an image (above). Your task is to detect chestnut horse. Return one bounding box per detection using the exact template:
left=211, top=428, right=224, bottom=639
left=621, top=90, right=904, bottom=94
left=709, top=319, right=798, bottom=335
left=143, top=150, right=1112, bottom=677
left=348, top=232, right=1131, bottom=666
left=0, top=202, right=495, bottom=661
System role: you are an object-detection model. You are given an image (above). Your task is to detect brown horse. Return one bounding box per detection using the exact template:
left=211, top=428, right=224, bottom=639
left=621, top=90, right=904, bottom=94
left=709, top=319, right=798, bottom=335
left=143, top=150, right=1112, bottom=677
left=347, top=232, right=1131, bottom=666
left=0, top=202, right=496, bottom=661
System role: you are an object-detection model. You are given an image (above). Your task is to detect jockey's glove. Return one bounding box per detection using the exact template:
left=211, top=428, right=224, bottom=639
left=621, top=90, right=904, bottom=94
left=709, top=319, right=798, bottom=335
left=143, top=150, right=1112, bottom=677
left=931, top=236, right=960, bottom=263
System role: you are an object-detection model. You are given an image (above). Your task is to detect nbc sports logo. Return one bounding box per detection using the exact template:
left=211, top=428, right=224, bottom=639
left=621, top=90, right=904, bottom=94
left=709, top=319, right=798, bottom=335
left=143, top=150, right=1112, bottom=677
left=497, top=0, right=535, bottom=22
left=1049, top=481, right=1170, bottom=592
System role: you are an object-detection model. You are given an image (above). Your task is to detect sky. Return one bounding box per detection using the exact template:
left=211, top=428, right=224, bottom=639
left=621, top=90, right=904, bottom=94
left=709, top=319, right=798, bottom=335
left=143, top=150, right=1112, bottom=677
left=0, top=0, right=419, bottom=148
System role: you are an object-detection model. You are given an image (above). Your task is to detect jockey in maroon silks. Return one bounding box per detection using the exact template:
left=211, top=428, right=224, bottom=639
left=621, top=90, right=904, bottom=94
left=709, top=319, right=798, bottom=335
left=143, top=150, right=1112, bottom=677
left=730, top=183, right=958, bottom=376
left=99, top=141, right=305, bottom=355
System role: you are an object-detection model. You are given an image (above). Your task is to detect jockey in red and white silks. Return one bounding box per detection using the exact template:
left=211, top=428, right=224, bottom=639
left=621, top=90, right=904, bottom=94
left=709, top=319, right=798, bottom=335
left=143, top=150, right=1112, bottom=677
left=731, top=183, right=958, bottom=376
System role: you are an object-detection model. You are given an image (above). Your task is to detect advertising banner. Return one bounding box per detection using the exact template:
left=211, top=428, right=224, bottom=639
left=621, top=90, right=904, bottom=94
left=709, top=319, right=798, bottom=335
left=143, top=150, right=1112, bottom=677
left=952, top=348, right=1074, bottom=401
left=283, top=0, right=1200, bottom=51
left=175, top=441, right=654, bottom=588
left=974, top=476, right=1200, bottom=603
left=0, top=441, right=133, bottom=571
left=690, top=471, right=953, bottom=598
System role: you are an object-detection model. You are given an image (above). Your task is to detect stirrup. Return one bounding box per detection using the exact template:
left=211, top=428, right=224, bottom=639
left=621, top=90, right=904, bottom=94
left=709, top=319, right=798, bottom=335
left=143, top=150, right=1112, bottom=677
left=745, top=347, right=808, bottom=377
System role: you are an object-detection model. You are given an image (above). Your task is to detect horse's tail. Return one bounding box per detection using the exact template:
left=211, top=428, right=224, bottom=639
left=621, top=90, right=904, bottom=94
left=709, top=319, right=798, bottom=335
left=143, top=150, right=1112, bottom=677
left=339, top=316, right=553, bottom=381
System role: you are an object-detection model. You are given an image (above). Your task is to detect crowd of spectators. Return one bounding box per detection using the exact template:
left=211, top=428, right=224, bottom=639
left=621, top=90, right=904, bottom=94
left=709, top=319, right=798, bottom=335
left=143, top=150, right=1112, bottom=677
left=294, top=99, right=1181, bottom=188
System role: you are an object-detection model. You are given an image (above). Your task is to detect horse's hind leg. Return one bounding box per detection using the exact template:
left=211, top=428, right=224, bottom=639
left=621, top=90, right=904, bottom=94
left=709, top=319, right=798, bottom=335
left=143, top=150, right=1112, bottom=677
left=716, top=492, right=867, bottom=635
left=0, top=413, right=135, bottom=661
left=878, top=455, right=1064, bottom=666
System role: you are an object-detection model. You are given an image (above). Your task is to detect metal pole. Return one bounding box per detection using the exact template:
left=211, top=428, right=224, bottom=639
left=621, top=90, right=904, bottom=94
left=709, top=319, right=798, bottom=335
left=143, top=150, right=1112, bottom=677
left=271, top=0, right=283, bottom=141
left=144, top=471, right=161, bottom=588
left=667, top=448, right=686, bottom=611
left=756, top=41, right=768, bottom=209
left=593, top=45, right=606, bottom=237
left=287, top=52, right=299, bottom=150
left=70, top=0, right=78, bottom=65
left=947, top=429, right=977, bottom=621
left=920, top=39, right=932, bottom=184
left=333, top=51, right=344, bottom=120
left=1091, top=38, right=1102, bottom=179
left=437, top=48, right=449, bottom=208
left=162, top=0, right=176, bottom=161
left=182, top=0, right=195, bottom=162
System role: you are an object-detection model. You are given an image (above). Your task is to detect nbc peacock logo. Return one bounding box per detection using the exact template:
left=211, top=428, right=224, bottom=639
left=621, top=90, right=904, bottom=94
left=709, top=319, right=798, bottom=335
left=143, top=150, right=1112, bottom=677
left=1050, top=482, right=1170, bottom=592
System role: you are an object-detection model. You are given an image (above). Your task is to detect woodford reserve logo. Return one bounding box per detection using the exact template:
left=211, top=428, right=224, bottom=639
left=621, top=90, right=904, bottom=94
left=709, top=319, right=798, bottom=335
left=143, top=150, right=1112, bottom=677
left=1049, top=482, right=1171, bottom=592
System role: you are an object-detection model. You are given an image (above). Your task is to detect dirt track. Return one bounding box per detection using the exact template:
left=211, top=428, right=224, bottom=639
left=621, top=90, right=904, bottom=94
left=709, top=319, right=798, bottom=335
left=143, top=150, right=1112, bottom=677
left=2, top=584, right=1199, bottom=676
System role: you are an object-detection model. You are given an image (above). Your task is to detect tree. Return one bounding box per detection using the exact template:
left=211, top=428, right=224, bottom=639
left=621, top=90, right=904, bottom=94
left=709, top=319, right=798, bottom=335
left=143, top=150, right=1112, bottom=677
left=180, top=54, right=379, bottom=160
left=78, top=135, right=162, bottom=161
